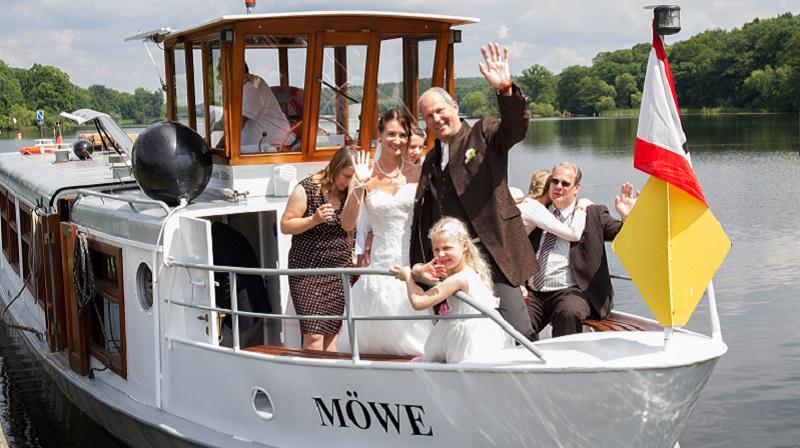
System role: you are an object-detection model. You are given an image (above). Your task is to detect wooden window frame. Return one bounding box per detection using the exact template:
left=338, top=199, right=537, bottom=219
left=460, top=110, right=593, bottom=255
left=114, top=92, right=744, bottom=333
left=85, top=241, right=127, bottom=379
left=163, top=17, right=452, bottom=165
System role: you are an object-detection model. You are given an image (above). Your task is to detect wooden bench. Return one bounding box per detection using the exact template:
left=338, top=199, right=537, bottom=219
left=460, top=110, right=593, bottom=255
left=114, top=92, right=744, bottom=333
left=583, top=311, right=662, bottom=332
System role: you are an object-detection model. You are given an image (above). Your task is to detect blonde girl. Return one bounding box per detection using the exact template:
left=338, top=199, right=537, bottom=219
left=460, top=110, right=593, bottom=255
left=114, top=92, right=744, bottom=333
left=392, top=217, right=509, bottom=363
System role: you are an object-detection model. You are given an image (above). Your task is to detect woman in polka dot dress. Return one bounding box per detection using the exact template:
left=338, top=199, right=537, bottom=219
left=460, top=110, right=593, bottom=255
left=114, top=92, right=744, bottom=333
left=280, top=146, right=356, bottom=351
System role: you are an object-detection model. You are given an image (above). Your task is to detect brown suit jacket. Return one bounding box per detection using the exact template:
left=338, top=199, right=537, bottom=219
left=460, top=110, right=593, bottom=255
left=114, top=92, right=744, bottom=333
left=411, top=85, right=536, bottom=286
left=529, top=205, right=622, bottom=319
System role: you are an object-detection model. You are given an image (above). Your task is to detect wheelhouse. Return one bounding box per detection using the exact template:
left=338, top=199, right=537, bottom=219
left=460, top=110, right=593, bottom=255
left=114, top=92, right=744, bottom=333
left=162, top=12, right=477, bottom=165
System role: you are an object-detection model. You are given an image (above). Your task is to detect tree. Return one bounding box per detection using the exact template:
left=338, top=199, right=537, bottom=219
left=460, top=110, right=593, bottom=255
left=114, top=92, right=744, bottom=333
left=460, top=91, right=496, bottom=117
left=516, top=64, right=558, bottom=105
left=575, top=76, right=616, bottom=115
left=630, top=91, right=643, bottom=109
left=556, top=65, right=592, bottom=114
left=614, top=73, right=639, bottom=109
left=744, top=65, right=795, bottom=111
left=23, top=64, right=76, bottom=114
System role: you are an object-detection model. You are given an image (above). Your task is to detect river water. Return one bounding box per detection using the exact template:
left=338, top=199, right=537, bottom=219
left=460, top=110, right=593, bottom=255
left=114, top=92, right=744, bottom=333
left=0, top=114, right=798, bottom=447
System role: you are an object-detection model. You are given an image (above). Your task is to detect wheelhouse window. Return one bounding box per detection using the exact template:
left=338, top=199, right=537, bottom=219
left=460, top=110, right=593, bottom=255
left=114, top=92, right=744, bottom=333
left=174, top=46, right=189, bottom=126
left=87, top=242, right=126, bottom=378
left=241, top=35, right=307, bottom=154
left=208, top=42, right=226, bottom=150
left=316, top=43, right=367, bottom=150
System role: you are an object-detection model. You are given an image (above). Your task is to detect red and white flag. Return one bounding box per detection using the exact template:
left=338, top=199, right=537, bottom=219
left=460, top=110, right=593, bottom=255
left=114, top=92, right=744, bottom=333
left=634, top=29, right=706, bottom=206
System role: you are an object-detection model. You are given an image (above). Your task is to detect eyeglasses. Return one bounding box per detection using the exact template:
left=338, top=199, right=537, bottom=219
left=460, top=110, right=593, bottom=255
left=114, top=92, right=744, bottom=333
left=549, top=177, right=573, bottom=188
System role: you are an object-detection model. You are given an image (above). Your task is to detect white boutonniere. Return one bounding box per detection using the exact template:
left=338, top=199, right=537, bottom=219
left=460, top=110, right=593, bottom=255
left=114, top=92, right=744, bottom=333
left=464, top=148, right=477, bottom=164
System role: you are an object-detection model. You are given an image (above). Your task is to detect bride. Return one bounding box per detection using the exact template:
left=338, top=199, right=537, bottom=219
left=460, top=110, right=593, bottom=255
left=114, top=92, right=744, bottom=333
left=338, top=109, right=433, bottom=356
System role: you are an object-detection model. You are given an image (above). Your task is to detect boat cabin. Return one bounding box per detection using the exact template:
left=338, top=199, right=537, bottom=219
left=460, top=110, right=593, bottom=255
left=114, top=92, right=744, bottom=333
left=0, top=11, right=480, bottom=381
left=161, top=12, right=475, bottom=166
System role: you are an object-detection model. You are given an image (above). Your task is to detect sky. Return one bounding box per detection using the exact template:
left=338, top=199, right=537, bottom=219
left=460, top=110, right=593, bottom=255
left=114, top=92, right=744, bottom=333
left=0, top=0, right=797, bottom=93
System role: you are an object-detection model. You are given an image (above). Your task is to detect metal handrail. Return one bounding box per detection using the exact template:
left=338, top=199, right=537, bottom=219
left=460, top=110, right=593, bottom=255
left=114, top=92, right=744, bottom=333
left=164, top=259, right=546, bottom=362
left=76, top=188, right=171, bottom=214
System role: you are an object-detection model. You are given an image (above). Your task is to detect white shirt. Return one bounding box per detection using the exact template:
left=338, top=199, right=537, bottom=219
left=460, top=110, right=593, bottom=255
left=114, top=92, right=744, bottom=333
left=537, top=200, right=579, bottom=292
left=241, top=74, right=295, bottom=152
left=440, top=142, right=449, bottom=170
left=517, top=197, right=587, bottom=239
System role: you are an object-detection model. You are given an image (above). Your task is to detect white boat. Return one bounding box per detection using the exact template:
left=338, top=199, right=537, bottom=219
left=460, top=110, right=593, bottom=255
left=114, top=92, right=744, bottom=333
left=0, top=6, right=726, bottom=448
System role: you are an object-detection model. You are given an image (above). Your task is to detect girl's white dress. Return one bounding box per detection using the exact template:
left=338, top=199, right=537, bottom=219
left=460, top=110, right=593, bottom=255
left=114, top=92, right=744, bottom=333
left=424, top=268, right=511, bottom=363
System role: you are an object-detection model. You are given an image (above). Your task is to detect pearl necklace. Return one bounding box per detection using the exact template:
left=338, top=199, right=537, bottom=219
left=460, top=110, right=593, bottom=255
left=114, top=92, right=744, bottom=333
left=374, top=158, right=405, bottom=180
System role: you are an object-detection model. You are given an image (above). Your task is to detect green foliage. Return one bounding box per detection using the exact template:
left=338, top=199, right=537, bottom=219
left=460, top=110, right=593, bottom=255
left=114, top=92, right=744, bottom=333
left=528, top=102, right=559, bottom=117
left=0, top=58, right=164, bottom=129
left=614, top=73, right=639, bottom=109
left=521, top=13, right=800, bottom=115
left=516, top=64, right=558, bottom=104
left=556, top=65, right=592, bottom=113
left=575, top=76, right=616, bottom=115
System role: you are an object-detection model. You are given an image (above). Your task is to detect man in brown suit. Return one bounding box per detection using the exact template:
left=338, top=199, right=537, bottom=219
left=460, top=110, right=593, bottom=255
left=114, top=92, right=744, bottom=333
left=526, top=162, right=637, bottom=337
left=410, top=43, right=537, bottom=340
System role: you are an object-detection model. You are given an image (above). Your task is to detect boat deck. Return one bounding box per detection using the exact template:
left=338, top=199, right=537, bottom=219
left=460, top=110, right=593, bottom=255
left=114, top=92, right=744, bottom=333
left=244, top=312, right=664, bottom=363
left=0, top=150, right=132, bottom=207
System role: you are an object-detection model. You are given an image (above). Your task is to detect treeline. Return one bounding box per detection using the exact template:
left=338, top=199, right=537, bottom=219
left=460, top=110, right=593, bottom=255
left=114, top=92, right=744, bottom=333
left=455, top=12, right=800, bottom=117
left=0, top=59, right=163, bottom=129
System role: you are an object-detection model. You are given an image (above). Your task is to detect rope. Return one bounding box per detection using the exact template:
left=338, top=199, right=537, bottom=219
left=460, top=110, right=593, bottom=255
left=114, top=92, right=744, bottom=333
left=72, top=229, right=95, bottom=311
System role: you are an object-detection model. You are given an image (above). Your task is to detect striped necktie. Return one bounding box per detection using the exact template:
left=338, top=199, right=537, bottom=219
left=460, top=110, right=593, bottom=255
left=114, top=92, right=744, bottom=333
left=529, top=209, right=561, bottom=290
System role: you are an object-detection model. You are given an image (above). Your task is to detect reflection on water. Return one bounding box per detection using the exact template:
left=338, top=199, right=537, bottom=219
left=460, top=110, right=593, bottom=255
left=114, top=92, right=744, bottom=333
left=0, top=326, right=125, bottom=447
left=0, top=114, right=798, bottom=447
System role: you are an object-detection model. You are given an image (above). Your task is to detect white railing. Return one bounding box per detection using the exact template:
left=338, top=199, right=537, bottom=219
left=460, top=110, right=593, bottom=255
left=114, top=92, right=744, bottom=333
left=163, top=259, right=547, bottom=362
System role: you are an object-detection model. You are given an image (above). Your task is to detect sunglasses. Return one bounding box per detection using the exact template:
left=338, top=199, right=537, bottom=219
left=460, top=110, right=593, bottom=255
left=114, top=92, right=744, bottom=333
left=549, top=177, right=573, bottom=188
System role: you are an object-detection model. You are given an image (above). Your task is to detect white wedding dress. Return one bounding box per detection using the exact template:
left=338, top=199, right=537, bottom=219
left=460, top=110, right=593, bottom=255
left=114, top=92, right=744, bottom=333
left=338, top=183, right=433, bottom=356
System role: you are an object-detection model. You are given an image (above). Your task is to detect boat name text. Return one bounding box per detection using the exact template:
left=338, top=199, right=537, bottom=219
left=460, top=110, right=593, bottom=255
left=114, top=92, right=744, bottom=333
left=312, top=390, right=433, bottom=436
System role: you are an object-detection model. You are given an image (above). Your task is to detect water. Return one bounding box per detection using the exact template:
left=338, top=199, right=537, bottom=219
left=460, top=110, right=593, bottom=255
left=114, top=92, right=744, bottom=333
left=0, top=115, right=798, bottom=447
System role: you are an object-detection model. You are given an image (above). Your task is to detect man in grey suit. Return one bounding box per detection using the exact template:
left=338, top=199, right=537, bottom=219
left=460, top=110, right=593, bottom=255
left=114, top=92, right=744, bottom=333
left=410, top=43, right=537, bottom=340
left=526, top=162, right=637, bottom=337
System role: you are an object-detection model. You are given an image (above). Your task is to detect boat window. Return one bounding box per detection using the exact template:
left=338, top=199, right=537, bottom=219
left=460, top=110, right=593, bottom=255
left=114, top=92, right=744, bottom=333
left=378, top=37, right=404, bottom=114
left=192, top=46, right=204, bottom=135
left=241, top=35, right=307, bottom=154
left=174, top=45, right=191, bottom=127
left=208, top=43, right=225, bottom=149
left=18, top=204, right=44, bottom=306
left=2, top=192, right=19, bottom=274
left=87, top=242, right=127, bottom=378
left=316, top=44, right=367, bottom=150
left=136, top=263, right=154, bottom=311
left=416, top=38, right=437, bottom=119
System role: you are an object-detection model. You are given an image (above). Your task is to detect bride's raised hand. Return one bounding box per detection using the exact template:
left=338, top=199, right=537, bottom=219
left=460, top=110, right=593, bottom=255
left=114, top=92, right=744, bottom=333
left=352, top=149, right=372, bottom=187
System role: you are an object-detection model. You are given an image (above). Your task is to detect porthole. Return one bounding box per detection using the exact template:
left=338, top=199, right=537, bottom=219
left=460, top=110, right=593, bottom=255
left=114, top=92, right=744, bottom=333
left=251, top=387, right=274, bottom=420
left=136, top=263, right=154, bottom=310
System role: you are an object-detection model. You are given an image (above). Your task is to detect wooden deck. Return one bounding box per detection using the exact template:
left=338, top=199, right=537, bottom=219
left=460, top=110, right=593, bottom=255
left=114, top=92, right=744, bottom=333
left=245, top=312, right=662, bottom=361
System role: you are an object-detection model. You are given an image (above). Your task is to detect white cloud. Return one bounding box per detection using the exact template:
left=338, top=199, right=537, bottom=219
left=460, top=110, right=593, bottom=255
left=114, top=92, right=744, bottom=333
left=497, top=24, right=509, bottom=39
left=0, top=0, right=796, bottom=92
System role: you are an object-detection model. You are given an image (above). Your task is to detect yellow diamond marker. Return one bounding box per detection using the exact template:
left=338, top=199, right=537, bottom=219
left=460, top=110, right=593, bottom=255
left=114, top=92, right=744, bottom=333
left=612, top=177, right=731, bottom=327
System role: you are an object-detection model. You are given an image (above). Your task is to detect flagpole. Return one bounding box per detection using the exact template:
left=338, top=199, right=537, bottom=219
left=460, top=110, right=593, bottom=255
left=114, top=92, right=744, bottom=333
left=706, top=280, right=722, bottom=341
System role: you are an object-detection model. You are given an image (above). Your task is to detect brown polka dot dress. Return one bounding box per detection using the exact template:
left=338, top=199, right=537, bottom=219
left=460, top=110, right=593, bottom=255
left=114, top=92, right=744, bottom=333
left=288, top=177, right=353, bottom=335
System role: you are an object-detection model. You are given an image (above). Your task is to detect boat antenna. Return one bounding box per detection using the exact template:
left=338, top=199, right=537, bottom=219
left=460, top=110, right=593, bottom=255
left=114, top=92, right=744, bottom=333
left=124, top=28, right=172, bottom=92
left=245, top=0, right=256, bottom=14
left=144, top=41, right=167, bottom=92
